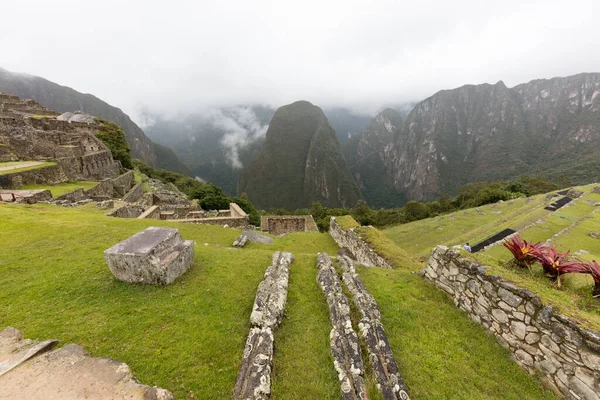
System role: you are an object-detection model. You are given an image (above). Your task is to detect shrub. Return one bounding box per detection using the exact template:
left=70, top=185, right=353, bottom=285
left=533, top=248, right=579, bottom=283
left=95, top=119, right=133, bottom=169
left=503, top=234, right=544, bottom=268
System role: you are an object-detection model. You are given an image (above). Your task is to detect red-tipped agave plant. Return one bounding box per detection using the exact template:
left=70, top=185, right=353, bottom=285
left=534, top=248, right=580, bottom=284
left=503, top=234, right=544, bottom=267
left=582, top=260, right=600, bottom=297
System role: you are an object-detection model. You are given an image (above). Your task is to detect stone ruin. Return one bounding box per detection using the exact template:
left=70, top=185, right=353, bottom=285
left=106, top=177, right=250, bottom=228
left=423, top=246, right=600, bottom=399
left=104, top=227, right=195, bottom=285
left=260, top=215, right=319, bottom=235
left=233, top=252, right=293, bottom=400
left=0, top=93, right=120, bottom=189
left=0, top=327, right=173, bottom=399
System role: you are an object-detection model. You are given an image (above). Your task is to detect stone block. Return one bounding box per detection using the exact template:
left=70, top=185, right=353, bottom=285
left=104, top=227, right=194, bottom=285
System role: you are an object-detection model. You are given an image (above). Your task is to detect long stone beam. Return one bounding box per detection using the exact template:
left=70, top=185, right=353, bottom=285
left=233, top=251, right=293, bottom=400
left=339, top=255, right=411, bottom=400
left=316, top=253, right=368, bottom=400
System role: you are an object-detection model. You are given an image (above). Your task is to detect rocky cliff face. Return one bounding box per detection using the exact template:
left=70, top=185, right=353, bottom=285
left=0, top=67, right=188, bottom=174
left=386, top=73, right=600, bottom=201
left=240, top=101, right=361, bottom=209
left=345, top=108, right=406, bottom=208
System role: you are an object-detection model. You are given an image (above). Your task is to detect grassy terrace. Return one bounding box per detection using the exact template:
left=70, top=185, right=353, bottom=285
left=0, top=161, right=57, bottom=175
left=383, top=194, right=553, bottom=259
left=0, top=203, right=555, bottom=398
left=20, top=181, right=99, bottom=197
left=380, top=184, right=600, bottom=331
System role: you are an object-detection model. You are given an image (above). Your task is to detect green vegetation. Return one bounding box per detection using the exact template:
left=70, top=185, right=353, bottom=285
left=0, top=161, right=28, bottom=167
left=384, top=194, right=552, bottom=259
left=274, top=176, right=561, bottom=232
left=20, top=181, right=99, bottom=197
left=0, top=203, right=338, bottom=399
left=360, top=266, right=556, bottom=399
left=335, top=215, right=360, bottom=230
left=0, top=202, right=558, bottom=398
left=380, top=183, right=600, bottom=330
left=95, top=118, right=133, bottom=169
left=0, top=161, right=56, bottom=176
left=240, top=101, right=361, bottom=210
left=152, top=142, right=193, bottom=176
left=29, top=115, right=55, bottom=120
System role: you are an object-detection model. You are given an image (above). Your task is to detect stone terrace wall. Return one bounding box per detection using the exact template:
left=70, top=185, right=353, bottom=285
left=179, top=216, right=248, bottom=228
left=329, top=217, right=392, bottom=269
left=422, top=246, right=600, bottom=400
left=0, top=164, right=67, bottom=189
left=260, top=215, right=319, bottom=235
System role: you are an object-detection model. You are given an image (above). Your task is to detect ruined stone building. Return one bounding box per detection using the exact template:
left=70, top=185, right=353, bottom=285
left=0, top=93, right=120, bottom=189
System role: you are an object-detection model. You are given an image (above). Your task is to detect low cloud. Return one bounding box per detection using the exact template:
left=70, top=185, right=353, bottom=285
left=210, top=107, right=268, bottom=168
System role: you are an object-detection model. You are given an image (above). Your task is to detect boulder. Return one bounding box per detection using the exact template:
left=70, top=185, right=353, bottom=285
left=104, top=227, right=194, bottom=285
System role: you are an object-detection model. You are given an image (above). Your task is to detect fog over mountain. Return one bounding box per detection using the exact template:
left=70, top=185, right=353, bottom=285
left=3, top=0, right=599, bottom=126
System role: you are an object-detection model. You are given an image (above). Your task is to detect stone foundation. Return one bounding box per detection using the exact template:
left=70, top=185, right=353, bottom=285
left=422, top=246, right=600, bottom=399
left=260, top=215, right=318, bottom=235
left=178, top=216, right=248, bottom=228
left=0, top=164, right=67, bottom=189
left=329, top=217, right=392, bottom=268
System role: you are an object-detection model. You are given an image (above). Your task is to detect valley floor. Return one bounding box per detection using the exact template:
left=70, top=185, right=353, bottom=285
left=0, top=202, right=556, bottom=398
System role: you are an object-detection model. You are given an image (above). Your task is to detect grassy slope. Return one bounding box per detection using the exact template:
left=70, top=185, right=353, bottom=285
left=359, top=267, right=555, bottom=399
left=20, top=181, right=99, bottom=197
left=0, top=204, right=559, bottom=398
left=0, top=204, right=340, bottom=399
left=0, top=161, right=56, bottom=175
left=383, top=195, right=552, bottom=258
left=381, top=184, right=600, bottom=330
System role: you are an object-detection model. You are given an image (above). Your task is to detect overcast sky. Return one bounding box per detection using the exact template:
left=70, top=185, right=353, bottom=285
left=3, top=0, right=599, bottom=121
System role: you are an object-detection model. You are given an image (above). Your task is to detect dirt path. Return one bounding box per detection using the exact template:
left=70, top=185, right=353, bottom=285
left=0, top=161, right=45, bottom=172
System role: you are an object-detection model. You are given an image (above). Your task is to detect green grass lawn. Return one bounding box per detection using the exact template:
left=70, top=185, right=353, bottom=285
left=0, top=203, right=561, bottom=398
left=383, top=195, right=552, bottom=258
left=0, top=161, right=57, bottom=175
left=20, top=181, right=99, bottom=197
left=360, top=267, right=556, bottom=399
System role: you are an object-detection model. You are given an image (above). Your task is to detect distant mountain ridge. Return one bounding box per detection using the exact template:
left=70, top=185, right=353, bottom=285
left=240, top=101, right=361, bottom=209
left=0, top=67, right=190, bottom=175
left=385, top=73, right=600, bottom=201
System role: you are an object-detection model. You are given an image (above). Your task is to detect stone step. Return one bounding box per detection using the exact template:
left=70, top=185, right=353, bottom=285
left=138, top=205, right=160, bottom=219
left=0, top=327, right=173, bottom=399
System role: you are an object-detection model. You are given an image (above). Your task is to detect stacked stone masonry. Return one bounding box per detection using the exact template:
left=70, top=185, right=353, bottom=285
left=329, top=217, right=392, bottom=268
left=422, top=246, right=600, bottom=400
left=233, top=252, right=293, bottom=400
left=339, top=255, right=411, bottom=399
left=0, top=94, right=120, bottom=188
left=316, top=253, right=369, bottom=400
left=260, top=215, right=319, bottom=235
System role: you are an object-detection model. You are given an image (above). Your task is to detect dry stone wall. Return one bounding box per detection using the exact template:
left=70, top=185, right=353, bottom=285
left=422, top=246, right=600, bottom=400
left=329, top=217, right=392, bottom=268
left=0, top=164, right=67, bottom=189
left=260, top=215, right=319, bottom=235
